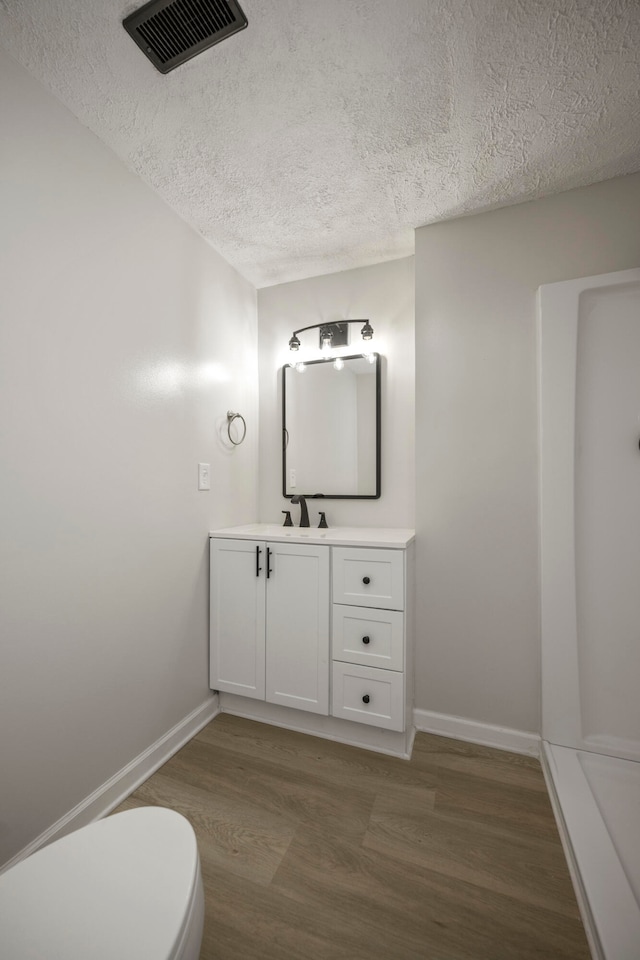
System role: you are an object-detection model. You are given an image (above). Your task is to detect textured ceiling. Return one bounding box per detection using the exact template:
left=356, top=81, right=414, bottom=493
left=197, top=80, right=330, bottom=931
left=1, top=0, right=639, bottom=287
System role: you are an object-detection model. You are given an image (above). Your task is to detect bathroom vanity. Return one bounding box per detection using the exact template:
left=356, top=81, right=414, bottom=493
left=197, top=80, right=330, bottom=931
left=209, top=524, right=415, bottom=757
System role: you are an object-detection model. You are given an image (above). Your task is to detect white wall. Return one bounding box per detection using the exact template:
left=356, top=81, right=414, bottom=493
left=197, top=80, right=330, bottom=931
left=415, top=173, right=640, bottom=734
left=0, top=50, right=258, bottom=866
left=257, top=257, right=415, bottom=528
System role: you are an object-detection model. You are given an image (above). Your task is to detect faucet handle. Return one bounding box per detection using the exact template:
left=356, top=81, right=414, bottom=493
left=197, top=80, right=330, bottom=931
left=282, top=510, right=293, bottom=527
left=318, top=512, right=328, bottom=529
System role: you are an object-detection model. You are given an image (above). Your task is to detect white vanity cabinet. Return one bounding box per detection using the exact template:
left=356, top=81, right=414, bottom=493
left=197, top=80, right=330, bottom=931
left=209, top=538, right=330, bottom=715
left=331, top=547, right=407, bottom=732
left=210, top=525, right=414, bottom=757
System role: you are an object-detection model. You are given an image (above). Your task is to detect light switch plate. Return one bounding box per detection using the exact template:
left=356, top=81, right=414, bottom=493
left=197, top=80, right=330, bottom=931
left=198, top=463, right=211, bottom=491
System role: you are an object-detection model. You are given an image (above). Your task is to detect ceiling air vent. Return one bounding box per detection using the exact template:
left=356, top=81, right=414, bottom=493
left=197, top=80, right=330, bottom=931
left=123, top=0, right=248, bottom=74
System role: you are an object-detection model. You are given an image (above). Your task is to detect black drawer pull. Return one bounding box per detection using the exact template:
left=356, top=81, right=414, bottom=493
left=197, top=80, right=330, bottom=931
left=362, top=576, right=371, bottom=585
left=362, top=636, right=370, bottom=645
left=362, top=694, right=370, bottom=704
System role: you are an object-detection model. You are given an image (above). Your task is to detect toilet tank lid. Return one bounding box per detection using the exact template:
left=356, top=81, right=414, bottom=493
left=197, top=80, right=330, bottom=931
left=0, top=807, right=200, bottom=960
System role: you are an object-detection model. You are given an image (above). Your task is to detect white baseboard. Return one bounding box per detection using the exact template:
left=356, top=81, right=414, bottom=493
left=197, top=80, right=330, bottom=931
left=1, top=695, right=220, bottom=875
left=413, top=708, right=540, bottom=756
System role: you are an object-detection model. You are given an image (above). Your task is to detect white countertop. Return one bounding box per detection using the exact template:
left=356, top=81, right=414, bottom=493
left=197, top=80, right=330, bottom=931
left=209, top=523, right=415, bottom=549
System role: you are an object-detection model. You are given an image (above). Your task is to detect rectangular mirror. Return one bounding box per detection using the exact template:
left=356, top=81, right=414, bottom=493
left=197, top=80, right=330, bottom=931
left=282, top=353, right=381, bottom=499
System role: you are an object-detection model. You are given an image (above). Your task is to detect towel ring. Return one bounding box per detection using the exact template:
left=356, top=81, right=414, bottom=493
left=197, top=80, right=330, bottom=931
left=227, top=411, right=247, bottom=446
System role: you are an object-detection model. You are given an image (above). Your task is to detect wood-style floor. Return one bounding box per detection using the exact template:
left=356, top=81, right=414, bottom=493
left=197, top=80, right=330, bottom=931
left=113, top=714, right=591, bottom=960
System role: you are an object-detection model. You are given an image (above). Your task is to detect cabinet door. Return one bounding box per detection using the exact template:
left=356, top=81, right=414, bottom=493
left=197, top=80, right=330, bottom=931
left=210, top=538, right=266, bottom=700
left=265, top=542, right=330, bottom=715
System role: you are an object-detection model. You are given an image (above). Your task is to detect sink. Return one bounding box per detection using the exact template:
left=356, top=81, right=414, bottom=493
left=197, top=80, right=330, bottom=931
left=239, top=523, right=328, bottom=539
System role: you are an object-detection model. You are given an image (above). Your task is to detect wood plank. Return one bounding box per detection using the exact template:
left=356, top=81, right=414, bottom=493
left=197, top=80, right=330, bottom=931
left=159, top=736, right=376, bottom=842
left=132, top=770, right=298, bottom=886
left=433, top=763, right=562, bottom=842
left=364, top=790, right=581, bottom=918
left=411, top=732, right=547, bottom=790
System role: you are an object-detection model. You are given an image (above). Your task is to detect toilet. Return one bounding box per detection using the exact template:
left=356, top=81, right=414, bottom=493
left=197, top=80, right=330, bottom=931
left=0, top=807, right=205, bottom=959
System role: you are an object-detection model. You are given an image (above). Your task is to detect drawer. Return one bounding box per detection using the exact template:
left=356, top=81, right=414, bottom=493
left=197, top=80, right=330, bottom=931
left=332, top=605, right=404, bottom=671
left=332, top=662, right=404, bottom=732
left=332, top=547, right=404, bottom=610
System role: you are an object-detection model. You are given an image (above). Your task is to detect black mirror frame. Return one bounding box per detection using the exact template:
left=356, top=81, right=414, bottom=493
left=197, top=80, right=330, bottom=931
left=282, top=352, right=381, bottom=500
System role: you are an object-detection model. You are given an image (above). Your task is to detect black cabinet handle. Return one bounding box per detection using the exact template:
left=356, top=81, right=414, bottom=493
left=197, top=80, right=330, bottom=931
left=362, top=636, right=370, bottom=645
left=362, top=576, right=370, bottom=585
left=266, top=547, right=272, bottom=578
left=256, top=546, right=262, bottom=577
left=362, top=694, right=370, bottom=704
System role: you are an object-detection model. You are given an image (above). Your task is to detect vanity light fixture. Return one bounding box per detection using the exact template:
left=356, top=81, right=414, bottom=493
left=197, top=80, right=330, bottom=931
left=287, top=319, right=374, bottom=353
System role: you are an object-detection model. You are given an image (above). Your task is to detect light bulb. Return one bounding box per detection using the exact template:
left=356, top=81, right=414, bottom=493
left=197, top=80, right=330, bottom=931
left=320, top=325, right=333, bottom=354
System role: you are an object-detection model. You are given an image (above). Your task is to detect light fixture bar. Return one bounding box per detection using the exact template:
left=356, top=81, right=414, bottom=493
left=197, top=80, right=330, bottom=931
left=288, top=319, right=374, bottom=351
